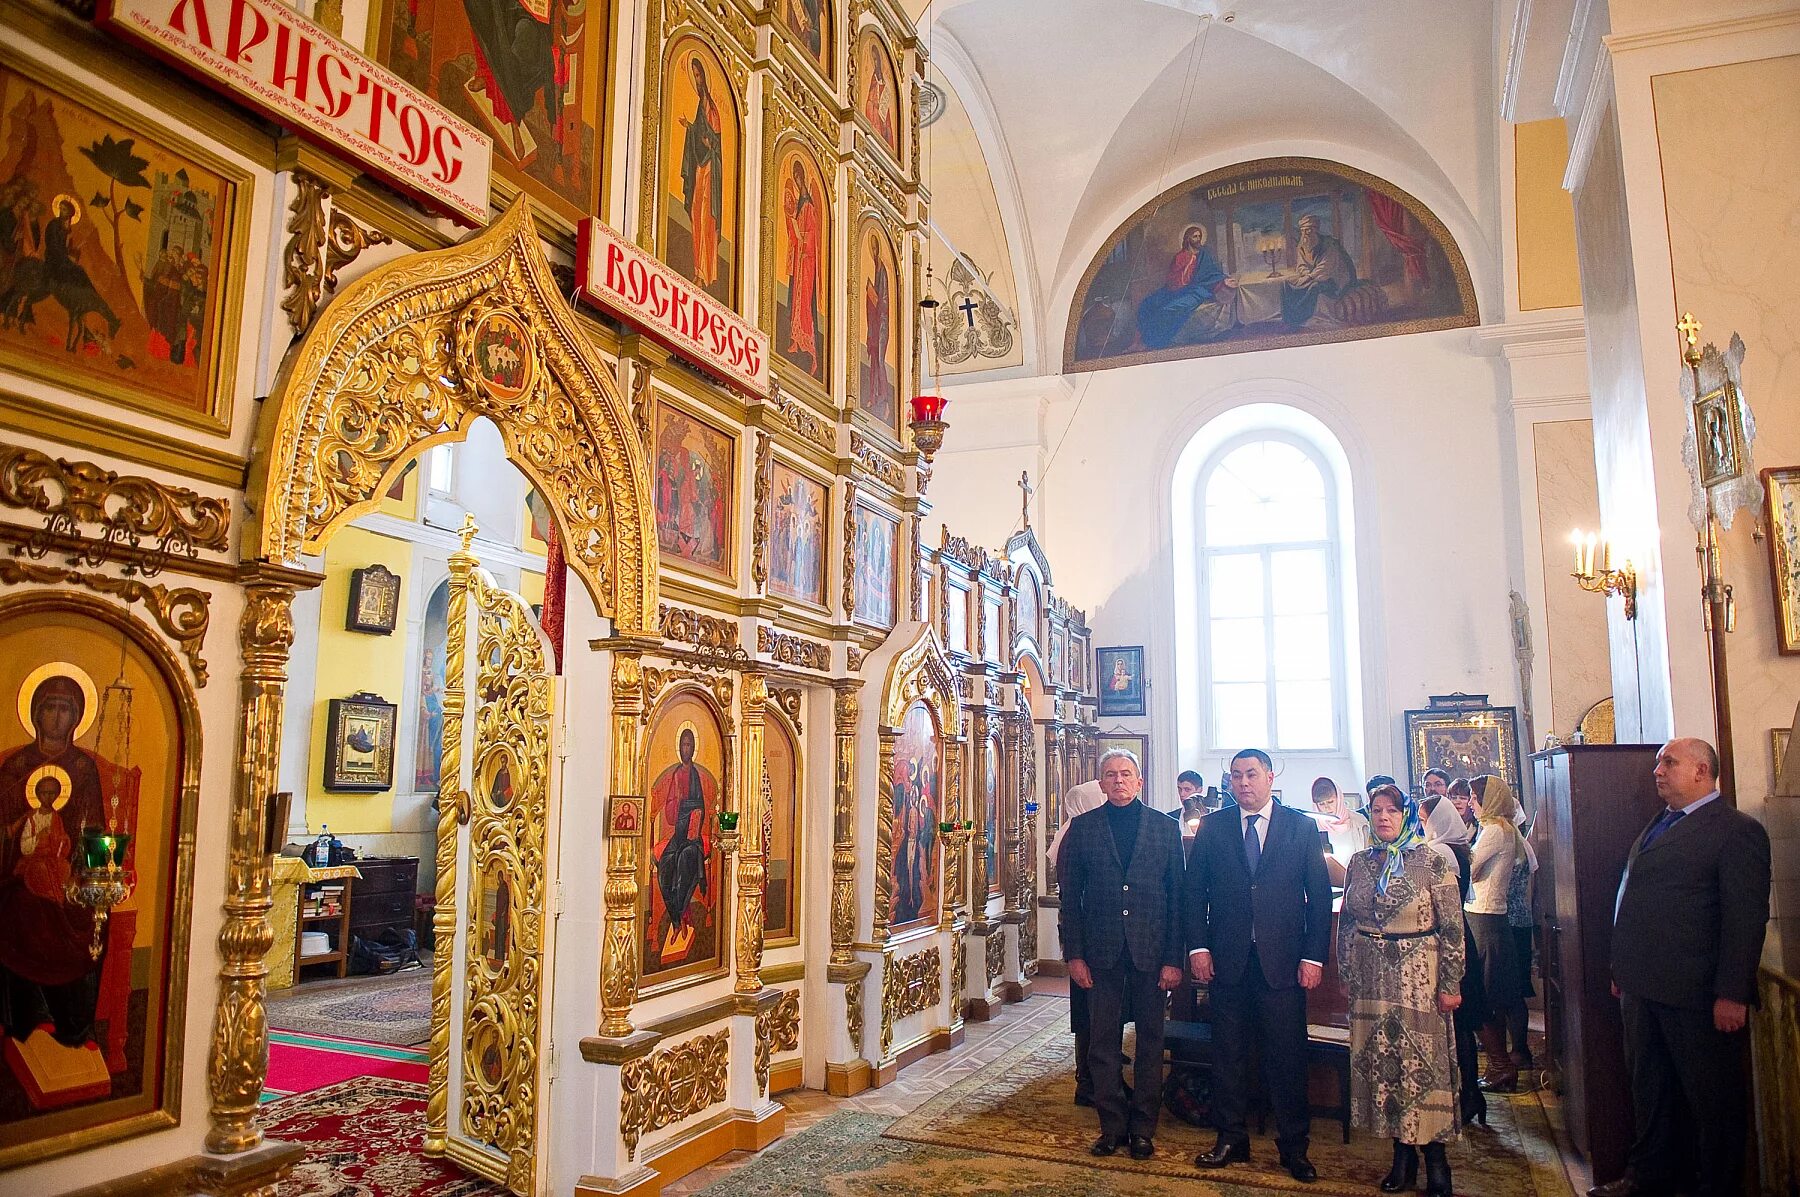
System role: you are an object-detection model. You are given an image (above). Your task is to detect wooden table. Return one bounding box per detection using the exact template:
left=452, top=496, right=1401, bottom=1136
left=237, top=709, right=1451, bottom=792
left=269, top=857, right=361, bottom=988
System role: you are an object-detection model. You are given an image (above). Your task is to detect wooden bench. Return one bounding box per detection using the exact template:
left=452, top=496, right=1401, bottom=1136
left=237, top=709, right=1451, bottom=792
left=1163, top=1018, right=1352, bottom=1143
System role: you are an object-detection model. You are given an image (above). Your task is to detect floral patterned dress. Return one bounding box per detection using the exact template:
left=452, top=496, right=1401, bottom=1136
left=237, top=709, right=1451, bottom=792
left=1338, top=845, right=1466, bottom=1144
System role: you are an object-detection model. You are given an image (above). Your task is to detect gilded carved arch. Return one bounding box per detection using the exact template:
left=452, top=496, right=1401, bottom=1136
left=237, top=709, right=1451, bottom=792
left=247, top=200, right=659, bottom=633
left=874, top=624, right=962, bottom=942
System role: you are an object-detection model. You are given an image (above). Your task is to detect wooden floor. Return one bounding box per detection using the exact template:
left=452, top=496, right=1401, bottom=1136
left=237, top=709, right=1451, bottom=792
left=664, top=976, right=1596, bottom=1195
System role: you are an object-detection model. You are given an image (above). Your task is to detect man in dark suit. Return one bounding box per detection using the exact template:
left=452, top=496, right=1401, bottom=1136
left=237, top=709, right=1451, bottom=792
left=1588, top=738, right=1770, bottom=1197
left=1185, top=748, right=1333, bottom=1183
left=1059, top=749, right=1185, bottom=1160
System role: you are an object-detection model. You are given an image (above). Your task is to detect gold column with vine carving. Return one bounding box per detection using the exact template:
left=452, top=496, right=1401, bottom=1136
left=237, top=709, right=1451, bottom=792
left=1042, top=723, right=1062, bottom=898
left=600, top=640, right=657, bottom=1036
left=205, top=569, right=300, bottom=1153
left=425, top=519, right=476, bottom=1154
left=941, top=737, right=968, bottom=928
left=736, top=673, right=769, bottom=994
left=1000, top=707, right=1024, bottom=920
left=968, top=707, right=991, bottom=921
left=829, top=681, right=861, bottom=965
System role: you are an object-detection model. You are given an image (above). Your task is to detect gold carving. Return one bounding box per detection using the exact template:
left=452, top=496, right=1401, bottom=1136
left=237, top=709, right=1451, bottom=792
left=454, top=565, right=552, bottom=1192
left=848, top=430, right=904, bottom=491
left=769, top=685, right=803, bottom=731
left=830, top=683, right=860, bottom=964
left=752, top=431, right=770, bottom=593
left=619, top=1028, right=730, bottom=1160
left=206, top=573, right=300, bottom=1154
left=0, top=559, right=211, bottom=686
left=660, top=602, right=741, bottom=653
left=600, top=644, right=656, bottom=1037
left=754, top=1004, right=773, bottom=1095
left=938, top=528, right=1005, bottom=581
left=846, top=977, right=865, bottom=1056
left=985, top=931, right=1004, bottom=986
left=281, top=173, right=393, bottom=337
left=736, top=673, right=769, bottom=994
left=250, top=200, right=660, bottom=637
left=780, top=61, right=841, bottom=145
left=773, top=987, right=800, bottom=1052
left=841, top=481, right=858, bottom=618
left=908, top=512, right=924, bottom=622
left=426, top=523, right=476, bottom=1153
left=846, top=645, right=866, bottom=672
left=0, top=444, right=231, bottom=558
left=763, top=383, right=837, bottom=453
left=855, top=159, right=907, bottom=228
left=950, top=927, right=966, bottom=1022
left=880, top=945, right=941, bottom=1059
left=757, top=625, right=831, bottom=671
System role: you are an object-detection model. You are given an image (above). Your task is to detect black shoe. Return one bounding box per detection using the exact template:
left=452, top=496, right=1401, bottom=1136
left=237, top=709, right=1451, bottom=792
left=1460, top=1086, right=1488, bottom=1129
left=1380, top=1140, right=1420, bottom=1192
left=1091, top=1133, right=1123, bottom=1157
left=1280, top=1150, right=1317, bottom=1183
left=1074, top=1092, right=1095, bottom=1108
left=1128, top=1135, right=1154, bottom=1160
left=1195, top=1139, right=1249, bottom=1168
left=1422, top=1142, right=1451, bottom=1197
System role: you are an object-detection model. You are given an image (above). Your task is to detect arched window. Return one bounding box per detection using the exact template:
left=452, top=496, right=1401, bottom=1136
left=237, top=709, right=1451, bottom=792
left=1196, top=435, right=1344, bottom=751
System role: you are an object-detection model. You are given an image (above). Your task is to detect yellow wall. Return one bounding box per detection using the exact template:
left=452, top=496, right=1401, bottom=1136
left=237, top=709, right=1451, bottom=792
left=307, top=525, right=414, bottom=834
left=1514, top=119, right=1583, bottom=311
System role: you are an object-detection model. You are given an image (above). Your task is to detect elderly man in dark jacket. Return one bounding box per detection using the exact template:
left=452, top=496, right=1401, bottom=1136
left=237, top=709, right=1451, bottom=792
left=1059, top=748, right=1185, bottom=1161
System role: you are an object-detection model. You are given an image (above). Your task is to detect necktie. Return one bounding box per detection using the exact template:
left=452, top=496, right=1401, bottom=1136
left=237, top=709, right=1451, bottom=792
left=1640, top=807, right=1686, bottom=850
left=1244, top=813, right=1262, bottom=873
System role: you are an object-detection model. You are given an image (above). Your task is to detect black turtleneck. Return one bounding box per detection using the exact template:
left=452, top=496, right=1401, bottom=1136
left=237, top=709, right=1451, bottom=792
left=1104, top=798, right=1142, bottom=868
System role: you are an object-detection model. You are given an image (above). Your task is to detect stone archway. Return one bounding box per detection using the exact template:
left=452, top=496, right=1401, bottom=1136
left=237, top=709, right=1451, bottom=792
left=206, top=200, right=659, bottom=1156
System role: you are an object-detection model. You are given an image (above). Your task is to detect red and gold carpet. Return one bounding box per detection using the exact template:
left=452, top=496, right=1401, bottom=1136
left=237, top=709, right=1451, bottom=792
left=259, top=1076, right=504, bottom=1197
left=263, top=1030, right=429, bottom=1101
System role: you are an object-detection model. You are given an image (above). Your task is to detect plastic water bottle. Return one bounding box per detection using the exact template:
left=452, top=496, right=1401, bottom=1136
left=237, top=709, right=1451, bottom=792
left=313, top=825, right=332, bottom=866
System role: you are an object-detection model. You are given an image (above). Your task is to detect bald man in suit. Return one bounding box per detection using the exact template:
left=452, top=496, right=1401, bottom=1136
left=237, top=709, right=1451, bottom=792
left=1588, top=738, right=1770, bottom=1197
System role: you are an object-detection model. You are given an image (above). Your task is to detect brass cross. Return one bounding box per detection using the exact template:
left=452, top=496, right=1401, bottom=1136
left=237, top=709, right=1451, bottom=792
left=1018, top=470, right=1034, bottom=528
left=1678, top=311, right=1703, bottom=365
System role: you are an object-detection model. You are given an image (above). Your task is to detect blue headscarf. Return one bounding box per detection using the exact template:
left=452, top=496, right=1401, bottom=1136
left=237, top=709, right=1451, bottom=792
left=1370, top=784, right=1426, bottom=896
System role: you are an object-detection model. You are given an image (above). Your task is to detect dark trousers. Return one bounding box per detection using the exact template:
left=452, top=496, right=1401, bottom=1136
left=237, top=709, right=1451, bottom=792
left=1621, top=992, right=1748, bottom=1196
left=1088, top=960, right=1165, bottom=1139
left=1070, top=982, right=1093, bottom=1101
left=1209, top=946, right=1309, bottom=1150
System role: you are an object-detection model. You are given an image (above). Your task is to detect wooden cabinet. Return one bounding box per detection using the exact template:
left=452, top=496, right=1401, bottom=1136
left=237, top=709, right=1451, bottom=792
left=1532, top=745, right=1662, bottom=1182
left=349, top=856, right=419, bottom=946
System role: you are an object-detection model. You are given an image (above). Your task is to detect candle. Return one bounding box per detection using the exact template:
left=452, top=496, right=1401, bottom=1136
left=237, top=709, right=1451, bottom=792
left=1571, top=529, right=1585, bottom=574
left=1585, top=533, right=1598, bottom=577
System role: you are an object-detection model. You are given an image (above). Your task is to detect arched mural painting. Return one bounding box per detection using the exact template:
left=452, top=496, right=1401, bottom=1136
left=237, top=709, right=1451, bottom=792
left=1065, top=157, right=1478, bottom=372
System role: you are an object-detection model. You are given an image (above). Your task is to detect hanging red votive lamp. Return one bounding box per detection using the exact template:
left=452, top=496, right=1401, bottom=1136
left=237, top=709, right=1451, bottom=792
left=909, top=393, right=949, bottom=464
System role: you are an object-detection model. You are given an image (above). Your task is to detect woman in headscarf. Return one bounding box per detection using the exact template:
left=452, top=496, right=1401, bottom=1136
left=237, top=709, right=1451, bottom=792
left=1504, top=802, right=1540, bottom=1072
left=1424, top=793, right=1487, bottom=1127
left=1465, top=774, right=1527, bottom=1093
left=1447, top=777, right=1478, bottom=830
left=1339, top=783, right=1464, bottom=1197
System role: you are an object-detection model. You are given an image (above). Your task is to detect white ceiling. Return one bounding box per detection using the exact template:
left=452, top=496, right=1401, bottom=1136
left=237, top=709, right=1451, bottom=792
left=918, top=0, right=1504, bottom=365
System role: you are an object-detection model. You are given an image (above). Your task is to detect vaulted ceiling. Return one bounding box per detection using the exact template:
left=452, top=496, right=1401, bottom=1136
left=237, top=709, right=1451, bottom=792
left=913, top=0, right=1504, bottom=369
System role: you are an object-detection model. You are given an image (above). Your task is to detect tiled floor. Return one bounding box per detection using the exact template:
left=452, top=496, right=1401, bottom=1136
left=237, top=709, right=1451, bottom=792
left=662, top=991, right=1071, bottom=1193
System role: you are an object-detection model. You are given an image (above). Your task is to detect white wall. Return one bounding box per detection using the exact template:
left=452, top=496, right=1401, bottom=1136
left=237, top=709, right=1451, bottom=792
left=935, top=327, right=1524, bottom=802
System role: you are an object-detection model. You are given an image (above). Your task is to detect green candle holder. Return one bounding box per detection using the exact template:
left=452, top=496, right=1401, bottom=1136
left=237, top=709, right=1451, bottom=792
left=938, top=820, right=956, bottom=834
left=717, top=811, right=740, bottom=832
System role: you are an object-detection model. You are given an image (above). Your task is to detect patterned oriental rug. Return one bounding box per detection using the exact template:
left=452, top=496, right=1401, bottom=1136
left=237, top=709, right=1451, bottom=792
left=877, top=1023, right=1575, bottom=1197
left=260, top=1077, right=504, bottom=1197
left=267, top=967, right=432, bottom=1047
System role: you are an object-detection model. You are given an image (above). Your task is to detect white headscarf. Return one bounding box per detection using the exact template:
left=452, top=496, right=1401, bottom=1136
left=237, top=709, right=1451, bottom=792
left=1047, top=780, right=1105, bottom=868
left=1423, top=797, right=1470, bottom=872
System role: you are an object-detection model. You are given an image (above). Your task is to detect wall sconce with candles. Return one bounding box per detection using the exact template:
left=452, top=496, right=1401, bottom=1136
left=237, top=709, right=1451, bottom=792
left=1569, top=529, right=1638, bottom=620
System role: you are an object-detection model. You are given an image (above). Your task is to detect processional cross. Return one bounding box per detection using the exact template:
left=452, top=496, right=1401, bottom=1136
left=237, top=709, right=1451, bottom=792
left=1018, top=470, right=1033, bottom=529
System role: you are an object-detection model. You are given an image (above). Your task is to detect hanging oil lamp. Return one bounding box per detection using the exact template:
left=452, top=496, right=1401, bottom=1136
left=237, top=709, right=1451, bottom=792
left=65, top=652, right=137, bottom=960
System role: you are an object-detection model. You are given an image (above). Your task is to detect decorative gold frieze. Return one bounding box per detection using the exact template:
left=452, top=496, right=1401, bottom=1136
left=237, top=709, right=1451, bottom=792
left=938, top=528, right=1005, bottom=581
left=619, top=1028, right=730, bottom=1160
left=0, top=444, right=231, bottom=559
left=985, top=930, right=1004, bottom=985
left=644, top=666, right=737, bottom=710
left=779, top=60, right=842, bottom=147
left=660, top=602, right=741, bottom=653
left=281, top=173, right=393, bottom=337
left=848, top=430, right=904, bottom=491
left=757, top=626, right=831, bottom=671
left=754, top=1004, right=774, bottom=1095
left=841, top=482, right=858, bottom=618
left=0, top=559, right=211, bottom=686
left=854, top=159, right=907, bottom=229
left=950, top=927, right=967, bottom=1020
left=880, top=945, right=941, bottom=1059
left=250, top=200, right=660, bottom=637
left=763, top=384, right=837, bottom=453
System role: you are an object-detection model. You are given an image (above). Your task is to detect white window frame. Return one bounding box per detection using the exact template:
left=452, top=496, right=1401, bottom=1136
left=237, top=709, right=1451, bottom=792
left=1195, top=431, right=1349, bottom=754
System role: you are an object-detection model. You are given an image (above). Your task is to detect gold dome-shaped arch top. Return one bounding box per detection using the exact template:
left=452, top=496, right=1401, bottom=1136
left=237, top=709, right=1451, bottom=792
left=247, top=200, right=660, bottom=633
left=881, top=623, right=962, bottom=737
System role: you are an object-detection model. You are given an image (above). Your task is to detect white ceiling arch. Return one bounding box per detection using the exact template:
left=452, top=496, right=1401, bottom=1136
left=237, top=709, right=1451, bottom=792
left=915, top=0, right=1501, bottom=371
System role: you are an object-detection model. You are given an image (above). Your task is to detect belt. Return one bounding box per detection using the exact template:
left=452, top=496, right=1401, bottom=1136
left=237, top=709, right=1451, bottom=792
left=1357, top=926, right=1436, bottom=941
